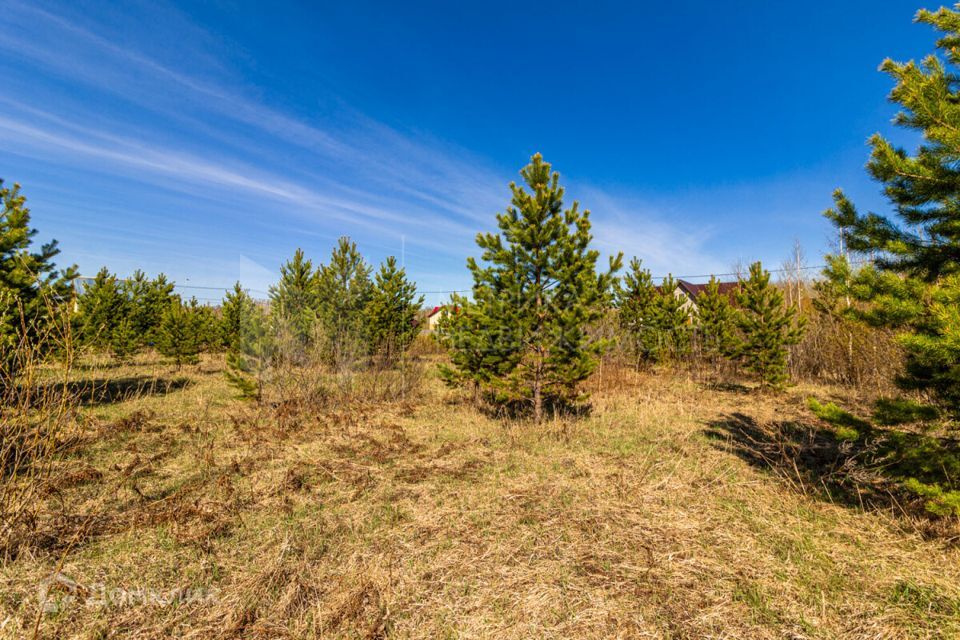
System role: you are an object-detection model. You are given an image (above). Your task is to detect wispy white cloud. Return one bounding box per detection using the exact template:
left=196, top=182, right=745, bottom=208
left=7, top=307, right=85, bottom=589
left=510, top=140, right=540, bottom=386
left=0, top=106, right=485, bottom=253
left=0, top=1, right=506, bottom=224
left=0, top=0, right=723, bottom=290
left=578, top=187, right=727, bottom=279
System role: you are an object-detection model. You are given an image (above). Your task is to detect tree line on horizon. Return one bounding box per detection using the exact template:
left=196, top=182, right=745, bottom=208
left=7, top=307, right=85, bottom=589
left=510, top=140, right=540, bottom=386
left=56, top=238, right=425, bottom=395
left=2, top=165, right=807, bottom=410
left=0, top=136, right=947, bottom=421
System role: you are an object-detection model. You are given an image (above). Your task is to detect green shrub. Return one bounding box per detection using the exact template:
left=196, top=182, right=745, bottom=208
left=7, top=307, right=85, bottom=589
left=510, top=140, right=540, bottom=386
left=872, top=397, right=940, bottom=426
left=808, top=397, right=960, bottom=516
left=902, top=479, right=960, bottom=517
left=806, top=398, right=869, bottom=440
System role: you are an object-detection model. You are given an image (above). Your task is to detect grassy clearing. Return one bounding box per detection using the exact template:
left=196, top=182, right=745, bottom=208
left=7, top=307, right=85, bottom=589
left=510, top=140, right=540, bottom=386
left=2, top=355, right=959, bottom=638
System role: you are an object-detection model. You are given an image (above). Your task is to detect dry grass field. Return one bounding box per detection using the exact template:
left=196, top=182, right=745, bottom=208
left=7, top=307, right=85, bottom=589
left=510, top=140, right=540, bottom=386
left=3, top=354, right=959, bottom=639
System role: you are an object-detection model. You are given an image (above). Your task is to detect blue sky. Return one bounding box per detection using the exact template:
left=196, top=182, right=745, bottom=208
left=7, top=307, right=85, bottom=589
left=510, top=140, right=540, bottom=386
left=0, top=0, right=936, bottom=304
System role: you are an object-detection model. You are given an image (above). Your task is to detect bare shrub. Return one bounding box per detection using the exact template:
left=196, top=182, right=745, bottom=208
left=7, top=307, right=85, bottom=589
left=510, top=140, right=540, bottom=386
left=407, top=331, right=444, bottom=358
left=789, top=310, right=902, bottom=393
left=232, top=323, right=425, bottom=439
left=350, top=358, right=425, bottom=404
left=0, top=301, right=81, bottom=560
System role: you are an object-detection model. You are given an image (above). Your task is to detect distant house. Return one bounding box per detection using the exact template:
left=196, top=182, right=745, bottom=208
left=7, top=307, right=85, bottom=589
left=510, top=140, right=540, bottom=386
left=71, top=276, right=98, bottom=311
left=669, top=279, right=740, bottom=315
left=73, top=276, right=97, bottom=296
left=425, top=305, right=448, bottom=331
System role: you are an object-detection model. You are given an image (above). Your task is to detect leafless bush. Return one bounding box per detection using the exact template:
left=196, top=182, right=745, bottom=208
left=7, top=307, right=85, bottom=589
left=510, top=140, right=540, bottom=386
left=789, top=308, right=902, bottom=393
left=407, top=332, right=444, bottom=358
left=348, top=358, right=425, bottom=404
left=234, top=319, right=425, bottom=438
left=0, top=299, right=81, bottom=561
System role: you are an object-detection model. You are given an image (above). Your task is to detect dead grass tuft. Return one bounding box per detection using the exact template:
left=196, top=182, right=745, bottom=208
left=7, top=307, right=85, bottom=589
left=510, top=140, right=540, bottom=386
left=322, top=578, right=388, bottom=638
left=110, top=408, right=161, bottom=433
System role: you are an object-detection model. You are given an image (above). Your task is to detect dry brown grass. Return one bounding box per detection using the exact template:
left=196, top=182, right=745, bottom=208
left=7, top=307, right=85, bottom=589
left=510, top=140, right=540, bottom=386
left=1, top=354, right=959, bottom=639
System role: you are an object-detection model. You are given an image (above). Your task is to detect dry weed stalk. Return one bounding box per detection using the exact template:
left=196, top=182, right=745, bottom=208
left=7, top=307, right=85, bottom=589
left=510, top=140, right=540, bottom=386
left=230, top=345, right=426, bottom=441
left=0, top=296, right=81, bottom=561
left=789, top=310, right=902, bottom=392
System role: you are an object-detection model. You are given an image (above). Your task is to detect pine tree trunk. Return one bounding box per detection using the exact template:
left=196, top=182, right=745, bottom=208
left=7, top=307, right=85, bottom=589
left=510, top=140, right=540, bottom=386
left=533, top=372, right=543, bottom=423
left=533, top=271, right=545, bottom=423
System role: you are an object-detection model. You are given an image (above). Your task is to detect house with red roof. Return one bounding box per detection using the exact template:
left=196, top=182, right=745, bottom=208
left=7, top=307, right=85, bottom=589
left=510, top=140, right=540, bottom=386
left=670, top=279, right=741, bottom=315
left=425, top=305, right=448, bottom=331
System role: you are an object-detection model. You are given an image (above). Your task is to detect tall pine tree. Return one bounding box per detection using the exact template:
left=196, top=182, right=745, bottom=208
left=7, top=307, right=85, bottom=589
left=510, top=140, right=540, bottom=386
left=615, top=258, right=660, bottom=368
left=437, top=294, right=491, bottom=397
left=823, top=7, right=960, bottom=416
left=76, top=268, right=127, bottom=350
left=156, top=298, right=202, bottom=369
left=110, top=316, right=139, bottom=361
left=220, top=282, right=253, bottom=350
left=366, top=256, right=424, bottom=364
left=695, top=276, right=738, bottom=368
left=225, top=303, right=274, bottom=402
left=121, top=270, right=150, bottom=338
left=440, top=153, right=621, bottom=421
left=733, top=262, right=805, bottom=389
left=615, top=265, right=692, bottom=365
left=131, top=271, right=175, bottom=346
left=187, top=297, right=223, bottom=352
left=0, top=179, right=76, bottom=380
left=656, top=275, right=693, bottom=362
left=316, top=237, right=372, bottom=369
left=269, top=248, right=319, bottom=354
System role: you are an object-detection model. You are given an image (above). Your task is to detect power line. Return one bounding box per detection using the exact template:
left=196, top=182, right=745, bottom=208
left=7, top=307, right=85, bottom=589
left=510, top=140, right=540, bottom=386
left=414, top=260, right=872, bottom=295
left=78, top=259, right=871, bottom=301
left=76, top=275, right=269, bottom=297
left=172, top=283, right=233, bottom=291
left=656, top=259, right=872, bottom=281
left=173, top=283, right=270, bottom=295
left=416, top=288, right=471, bottom=294
left=650, top=263, right=836, bottom=281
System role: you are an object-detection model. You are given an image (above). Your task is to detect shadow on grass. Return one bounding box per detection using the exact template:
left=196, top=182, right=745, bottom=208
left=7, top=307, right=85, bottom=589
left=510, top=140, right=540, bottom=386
left=698, top=381, right=751, bottom=394
left=69, top=354, right=164, bottom=372
left=476, top=397, right=593, bottom=421
left=34, top=375, right=192, bottom=407
left=703, top=412, right=908, bottom=514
